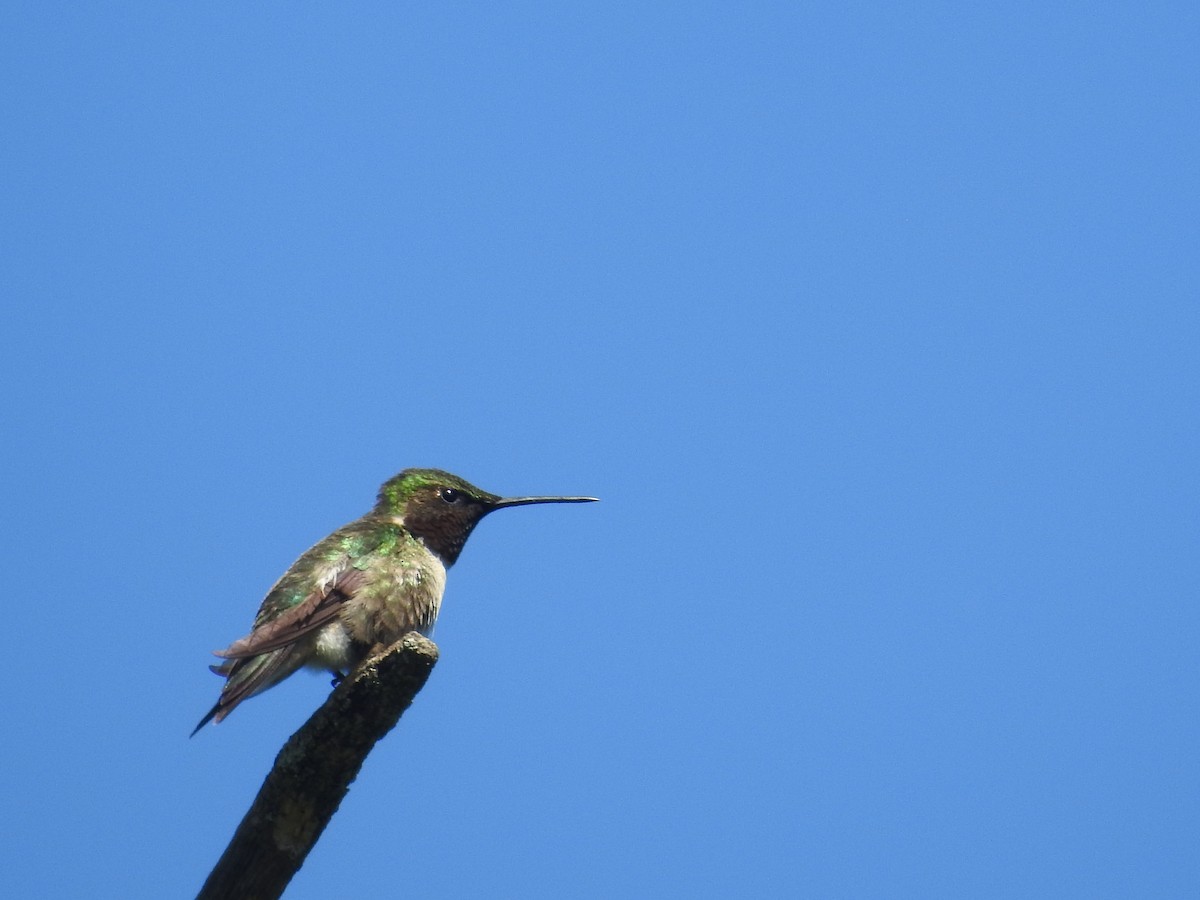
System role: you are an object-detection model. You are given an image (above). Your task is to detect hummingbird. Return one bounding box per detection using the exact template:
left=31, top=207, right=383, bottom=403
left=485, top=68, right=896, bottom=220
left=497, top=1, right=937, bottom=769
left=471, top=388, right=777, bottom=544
left=192, top=468, right=597, bottom=734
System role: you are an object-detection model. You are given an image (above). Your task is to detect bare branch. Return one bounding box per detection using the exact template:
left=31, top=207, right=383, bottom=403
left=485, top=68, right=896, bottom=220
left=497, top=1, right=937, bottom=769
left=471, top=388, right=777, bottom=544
left=197, top=632, right=439, bottom=900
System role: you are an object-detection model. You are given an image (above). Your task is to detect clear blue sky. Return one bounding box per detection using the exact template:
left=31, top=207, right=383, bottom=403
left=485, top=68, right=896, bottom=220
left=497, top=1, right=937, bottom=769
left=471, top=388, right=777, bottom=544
left=3, top=3, right=1197, bottom=898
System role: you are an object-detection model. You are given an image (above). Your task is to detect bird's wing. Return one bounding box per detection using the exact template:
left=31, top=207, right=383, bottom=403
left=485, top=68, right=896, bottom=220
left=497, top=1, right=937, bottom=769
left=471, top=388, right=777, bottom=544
left=192, top=522, right=405, bottom=734
left=212, top=566, right=368, bottom=659
left=191, top=565, right=371, bottom=734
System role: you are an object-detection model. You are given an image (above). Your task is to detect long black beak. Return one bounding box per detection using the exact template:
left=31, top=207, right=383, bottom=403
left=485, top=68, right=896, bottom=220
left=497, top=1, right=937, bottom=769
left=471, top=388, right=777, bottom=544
left=491, top=495, right=599, bottom=509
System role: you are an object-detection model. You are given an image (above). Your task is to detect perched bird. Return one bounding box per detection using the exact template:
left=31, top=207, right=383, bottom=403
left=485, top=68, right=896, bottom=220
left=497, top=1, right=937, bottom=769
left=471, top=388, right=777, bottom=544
left=192, top=468, right=597, bottom=734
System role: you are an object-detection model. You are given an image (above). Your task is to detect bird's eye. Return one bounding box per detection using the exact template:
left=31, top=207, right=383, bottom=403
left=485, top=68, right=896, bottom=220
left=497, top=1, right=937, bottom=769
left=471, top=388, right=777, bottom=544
left=439, top=488, right=462, bottom=503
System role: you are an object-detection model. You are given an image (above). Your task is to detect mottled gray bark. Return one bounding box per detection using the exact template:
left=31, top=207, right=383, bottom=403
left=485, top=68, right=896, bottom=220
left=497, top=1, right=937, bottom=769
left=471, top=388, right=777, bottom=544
left=197, top=632, right=439, bottom=900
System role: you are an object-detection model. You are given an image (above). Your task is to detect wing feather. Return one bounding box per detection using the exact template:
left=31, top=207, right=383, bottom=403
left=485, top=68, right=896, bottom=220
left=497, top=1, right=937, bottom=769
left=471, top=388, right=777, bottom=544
left=191, top=550, right=377, bottom=734
left=213, top=567, right=367, bottom=659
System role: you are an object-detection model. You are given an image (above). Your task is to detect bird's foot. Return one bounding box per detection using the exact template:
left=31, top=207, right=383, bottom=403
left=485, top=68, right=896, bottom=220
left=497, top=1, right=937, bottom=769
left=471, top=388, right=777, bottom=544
left=330, top=670, right=347, bottom=687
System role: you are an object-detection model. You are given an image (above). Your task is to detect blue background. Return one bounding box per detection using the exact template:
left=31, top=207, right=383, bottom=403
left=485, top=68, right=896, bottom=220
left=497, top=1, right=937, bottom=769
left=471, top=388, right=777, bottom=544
left=3, top=3, right=1197, bottom=897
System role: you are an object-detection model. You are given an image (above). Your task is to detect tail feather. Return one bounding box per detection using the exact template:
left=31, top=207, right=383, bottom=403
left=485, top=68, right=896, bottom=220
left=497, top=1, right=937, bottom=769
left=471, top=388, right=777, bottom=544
left=189, top=647, right=302, bottom=736
left=190, top=703, right=222, bottom=738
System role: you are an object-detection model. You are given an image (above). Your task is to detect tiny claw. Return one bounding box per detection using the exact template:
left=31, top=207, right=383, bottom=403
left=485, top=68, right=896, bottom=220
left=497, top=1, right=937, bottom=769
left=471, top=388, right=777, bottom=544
left=330, top=670, right=347, bottom=687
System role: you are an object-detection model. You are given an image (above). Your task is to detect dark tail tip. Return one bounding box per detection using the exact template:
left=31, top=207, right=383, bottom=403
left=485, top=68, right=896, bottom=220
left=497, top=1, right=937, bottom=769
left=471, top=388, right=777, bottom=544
left=190, top=704, right=220, bottom=738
